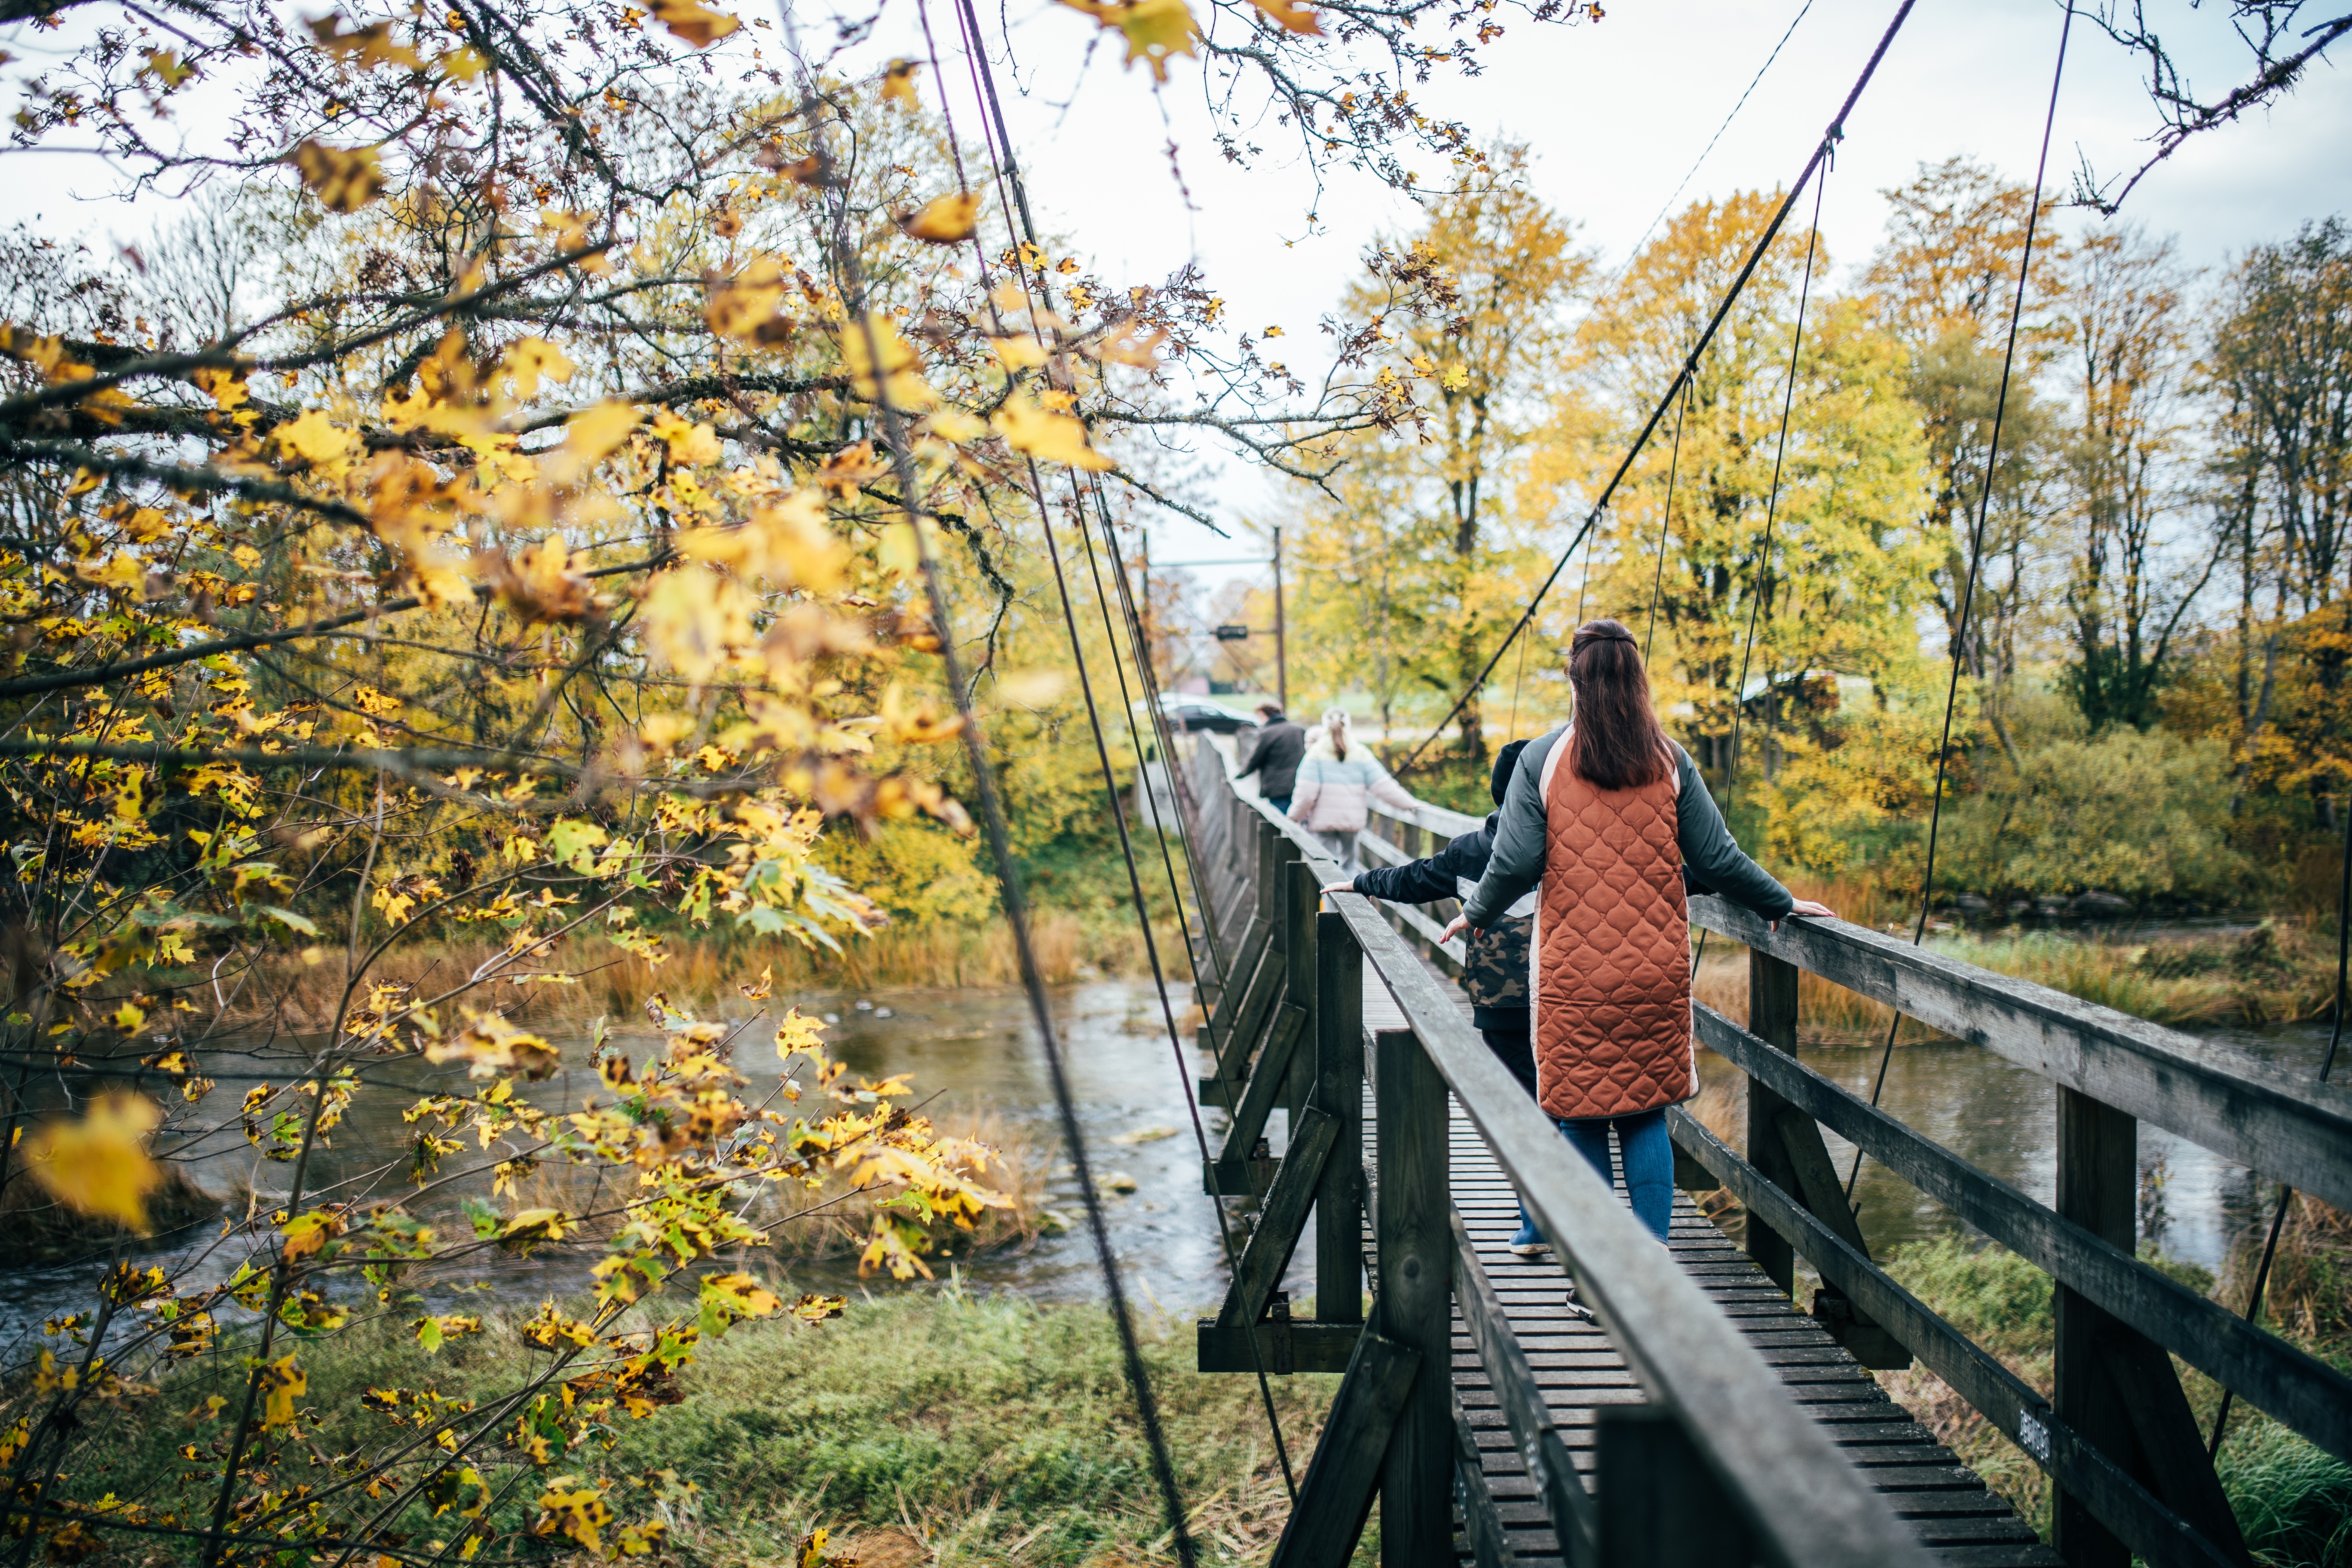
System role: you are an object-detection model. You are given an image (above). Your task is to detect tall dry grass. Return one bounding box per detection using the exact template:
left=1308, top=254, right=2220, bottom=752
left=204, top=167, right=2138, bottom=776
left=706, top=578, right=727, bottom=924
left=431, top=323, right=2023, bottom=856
left=239, top=912, right=1189, bottom=1033
left=1700, top=870, right=2335, bottom=1036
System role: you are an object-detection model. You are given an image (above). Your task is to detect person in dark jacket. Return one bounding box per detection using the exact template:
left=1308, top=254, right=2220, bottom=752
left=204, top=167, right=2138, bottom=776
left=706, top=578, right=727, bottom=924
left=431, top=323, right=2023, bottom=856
left=1324, top=740, right=1547, bottom=1252
left=1237, top=702, right=1306, bottom=812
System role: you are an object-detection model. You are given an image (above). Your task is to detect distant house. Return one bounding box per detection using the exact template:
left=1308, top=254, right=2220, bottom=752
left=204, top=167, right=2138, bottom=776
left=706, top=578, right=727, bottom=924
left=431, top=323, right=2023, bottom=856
left=1737, top=669, right=1876, bottom=718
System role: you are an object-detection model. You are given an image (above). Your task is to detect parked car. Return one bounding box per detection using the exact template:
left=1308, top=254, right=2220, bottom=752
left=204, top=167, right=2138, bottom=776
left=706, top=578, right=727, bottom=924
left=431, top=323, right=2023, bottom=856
left=1154, top=694, right=1260, bottom=734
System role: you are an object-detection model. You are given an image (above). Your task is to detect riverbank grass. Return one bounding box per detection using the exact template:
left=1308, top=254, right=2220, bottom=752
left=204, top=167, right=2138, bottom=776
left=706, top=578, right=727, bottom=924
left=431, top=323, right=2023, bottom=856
left=46, top=1290, right=1344, bottom=1567
left=1880, top=1233, right=2352, bottom=1565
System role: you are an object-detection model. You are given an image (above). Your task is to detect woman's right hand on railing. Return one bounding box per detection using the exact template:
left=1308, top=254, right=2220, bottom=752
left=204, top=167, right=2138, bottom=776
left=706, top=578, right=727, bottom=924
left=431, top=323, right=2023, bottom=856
left=1771, top=897, right=1834, bottom=932
left=1321, top=881, right=1357, bottom=897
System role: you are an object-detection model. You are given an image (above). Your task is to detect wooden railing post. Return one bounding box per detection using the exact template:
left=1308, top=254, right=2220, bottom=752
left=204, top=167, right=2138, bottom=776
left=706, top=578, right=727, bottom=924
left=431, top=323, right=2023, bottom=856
left=1745, top=947, right=1800, bottom=1296
left=2053, top=1089, right=2251, bottom=1567
left=1374, top=1025, right=1450, bottom=1566
left=1314, top=910, right=1364, bottom=1325
left=1284, top=858, right=1317, bottom=1117
left=1596, top=1406, right=1752, bottom=1565
left=2055, top=1087, right=2136, bottom=1568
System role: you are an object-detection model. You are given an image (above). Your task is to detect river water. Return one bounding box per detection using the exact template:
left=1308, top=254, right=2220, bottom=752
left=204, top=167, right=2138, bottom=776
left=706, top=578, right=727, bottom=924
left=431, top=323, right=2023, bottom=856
left=0, top=978, right=2330, bottom=1348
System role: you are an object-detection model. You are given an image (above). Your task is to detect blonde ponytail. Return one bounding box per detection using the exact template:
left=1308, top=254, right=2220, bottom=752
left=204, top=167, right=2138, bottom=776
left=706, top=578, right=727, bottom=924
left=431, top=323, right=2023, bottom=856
left=1320, top=707, right=1351, bottom=762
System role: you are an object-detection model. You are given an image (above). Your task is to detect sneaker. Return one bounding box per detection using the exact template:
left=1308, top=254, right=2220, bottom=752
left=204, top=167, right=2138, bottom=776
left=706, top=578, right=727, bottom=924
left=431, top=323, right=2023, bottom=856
left=1508, top=1220, right=1550, bottom=1257
left=1562, top=1280, right=1596, bottom=1323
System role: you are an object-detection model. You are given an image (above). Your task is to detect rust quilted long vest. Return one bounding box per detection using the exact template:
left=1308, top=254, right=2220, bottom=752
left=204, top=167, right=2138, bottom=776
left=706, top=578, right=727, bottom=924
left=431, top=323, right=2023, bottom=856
left=1531, top=736, right=1694, bottom=1120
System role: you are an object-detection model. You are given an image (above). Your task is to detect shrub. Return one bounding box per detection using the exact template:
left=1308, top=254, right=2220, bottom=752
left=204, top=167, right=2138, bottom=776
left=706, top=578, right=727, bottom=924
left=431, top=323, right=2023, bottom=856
left=1931, top=729, right=2249, bottom=903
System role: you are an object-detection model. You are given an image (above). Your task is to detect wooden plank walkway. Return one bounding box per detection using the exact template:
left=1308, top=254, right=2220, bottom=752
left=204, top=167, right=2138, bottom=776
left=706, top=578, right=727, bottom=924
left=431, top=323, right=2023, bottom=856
left=1347, top=957, right=2062, bottom=1567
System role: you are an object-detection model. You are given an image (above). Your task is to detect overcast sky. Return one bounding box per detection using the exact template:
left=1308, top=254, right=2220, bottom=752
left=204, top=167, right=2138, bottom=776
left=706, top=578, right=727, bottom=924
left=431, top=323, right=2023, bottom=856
left=936, top=0, right=2352, bottom=580
left=9, top=0, right=2347, bottom=585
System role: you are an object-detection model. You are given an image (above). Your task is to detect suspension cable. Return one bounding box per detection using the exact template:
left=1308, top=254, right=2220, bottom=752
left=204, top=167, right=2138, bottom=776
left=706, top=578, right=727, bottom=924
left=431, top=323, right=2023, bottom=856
left=928, top=0, right=1296, bottom=1492
left=1845, top=0, right=2076, bottom=1201
left=1395, top=0, right=1918, bottom=774
left=1725, top=162, right=1828, bottom=793
left=1688, top=161, right=1826, bottom=984
left=775, top=18, right=1200, bottom=1559
left=1642, top=376, right=1693, bottom=662
left=1608, top=0, right=1820, bottom=303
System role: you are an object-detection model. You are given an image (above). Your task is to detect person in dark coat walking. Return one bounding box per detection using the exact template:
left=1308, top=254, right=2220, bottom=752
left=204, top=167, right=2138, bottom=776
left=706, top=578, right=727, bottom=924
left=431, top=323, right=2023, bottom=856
left=1236, top=702, right=1306, bottom=813
left=1323, top=740, right=1547, bottom=1251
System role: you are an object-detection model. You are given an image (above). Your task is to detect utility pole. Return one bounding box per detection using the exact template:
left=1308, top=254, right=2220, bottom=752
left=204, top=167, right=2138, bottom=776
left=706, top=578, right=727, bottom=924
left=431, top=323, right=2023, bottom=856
left=1273, top=525, right=1288, bottom=713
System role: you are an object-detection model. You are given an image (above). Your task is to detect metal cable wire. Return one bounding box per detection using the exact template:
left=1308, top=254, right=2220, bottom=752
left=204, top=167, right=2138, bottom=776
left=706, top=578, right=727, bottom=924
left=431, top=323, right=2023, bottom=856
left=1845, top=0, right=2075, bottom=1202
left=1642, top=376, right=1694, bottom=662
left=1689, top=164, right=1828, bottom=983
left=1608, top=0, right=1821, bottom=304
left=1396, top=0, right=1918, bottom=774
left=928, top=0, right=1296, bottom=1493
left=1724, top=162, right=1829, bottom=794
left=773, top=14, right=1200, bottom=1556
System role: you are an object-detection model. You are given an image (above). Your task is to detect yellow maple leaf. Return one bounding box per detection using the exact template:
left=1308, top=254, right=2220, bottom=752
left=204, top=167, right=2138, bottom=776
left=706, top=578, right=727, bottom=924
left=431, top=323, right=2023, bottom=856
left=648, top=0, right=739, bottom=46
left=649, top=409, right=722, bottom=466
left=545, top=401, right=639, bottom=485
left=993, top=392, right=1114, bottom=471
left=306, top=14, right=425, bottom=69
left=839, top=314, right=937, bottom=410
left=274, top=408, right=359, bottom=473
left=773, top=1007, right=824, bottom=1063
left=925, top=408, right=986, bottom=443
left=755, top=490, right=847, bottom=592
left=190, top=364, right=248, bottom=410
left=23, top=1093, right=164, bottom=1233
left=640, top=567, right=755, bottom=680
left=879, top=58, right=921, bottom=106
left=1247, top=0, right=1321, bottom=31
left=260, top=1352, right=306, bottom=1428
left=1056, top=0, right=1198, bottom=81
left=992, top=335, right=1048, bottom=371
left=502, top=337, right=576, bottom=398
left=536, top=1483, right=613, bottom=1556
left=700, top=1271, right=783, bottom=1319
left=289, top=140, right=386, bottom=212
left=900, top=191, right=979, bottom=245
left=704, top=258, right=793, bottom=343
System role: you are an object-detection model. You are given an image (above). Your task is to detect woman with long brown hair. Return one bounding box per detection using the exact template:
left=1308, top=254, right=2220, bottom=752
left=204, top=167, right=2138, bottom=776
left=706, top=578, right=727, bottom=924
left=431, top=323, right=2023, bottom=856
left=1445, top=619, right=1830, bottom=1253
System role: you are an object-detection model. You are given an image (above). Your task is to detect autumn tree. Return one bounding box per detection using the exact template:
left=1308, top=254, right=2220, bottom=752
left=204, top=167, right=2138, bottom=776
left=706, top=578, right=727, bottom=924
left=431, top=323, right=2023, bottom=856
left=1864, top=156, right=2065, bottom=750
left=2053, top=226, right=2220, bottom=731
left=0, top=0, right=1525, bottom=1541
left=1278, top=149, right=1589, bottom=757
left=1569, top=190, right=1936, bottom=778
left=2204, top=217, right=2352, bottom=816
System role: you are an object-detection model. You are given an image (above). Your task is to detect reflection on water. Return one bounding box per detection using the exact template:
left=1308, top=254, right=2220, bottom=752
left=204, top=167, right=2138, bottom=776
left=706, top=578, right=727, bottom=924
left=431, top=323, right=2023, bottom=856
left=0, top=977, right=2329, bottom=1346
left=784, top=982, right=1277, bottom=1304
left=0, top=983, right=1265, bottom=1351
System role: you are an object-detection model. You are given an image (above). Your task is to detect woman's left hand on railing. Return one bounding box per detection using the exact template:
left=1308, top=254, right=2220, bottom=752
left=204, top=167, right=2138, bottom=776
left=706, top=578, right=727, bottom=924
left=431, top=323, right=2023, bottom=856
left=1321, top=881, right=1357, bottom=896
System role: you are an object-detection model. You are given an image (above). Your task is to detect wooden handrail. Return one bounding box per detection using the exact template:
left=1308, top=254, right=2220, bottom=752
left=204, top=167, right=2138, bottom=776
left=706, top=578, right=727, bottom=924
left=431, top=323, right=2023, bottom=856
left=1217, top=783, right=1932, bottom=1567
left=1694, top=1002, right=2352, bottom=1465
left=1690, top=895, right=2352, bottom=1213
left=1366, top=785, right=2352, bottom=1213
left=1211, top=736, right=2342, bottom=1566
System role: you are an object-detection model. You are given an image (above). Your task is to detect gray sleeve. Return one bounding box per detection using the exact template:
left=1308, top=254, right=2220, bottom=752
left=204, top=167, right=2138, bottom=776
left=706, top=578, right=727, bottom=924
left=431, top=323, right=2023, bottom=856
left=1674, top=746, right=1794, bottom=920
left=1461, top=729, right=1560, bottom=927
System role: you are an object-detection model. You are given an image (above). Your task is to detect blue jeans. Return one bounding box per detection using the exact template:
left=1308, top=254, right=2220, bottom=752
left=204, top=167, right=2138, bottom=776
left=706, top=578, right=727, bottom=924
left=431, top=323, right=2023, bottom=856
left=1558, top=1109, right=1673, bottom=1244
left=1265, top=794, right=1292, bottom=814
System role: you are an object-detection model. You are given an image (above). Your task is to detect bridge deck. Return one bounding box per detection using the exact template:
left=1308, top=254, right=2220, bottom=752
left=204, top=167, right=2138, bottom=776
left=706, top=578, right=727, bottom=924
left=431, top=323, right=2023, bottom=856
left=1352, top=964, right=2061, bottom=1566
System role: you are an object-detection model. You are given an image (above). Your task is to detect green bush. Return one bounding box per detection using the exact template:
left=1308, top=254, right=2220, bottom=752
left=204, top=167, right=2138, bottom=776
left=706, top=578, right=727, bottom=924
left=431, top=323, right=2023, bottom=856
left=1931, top=729, right=2250, bottom=903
